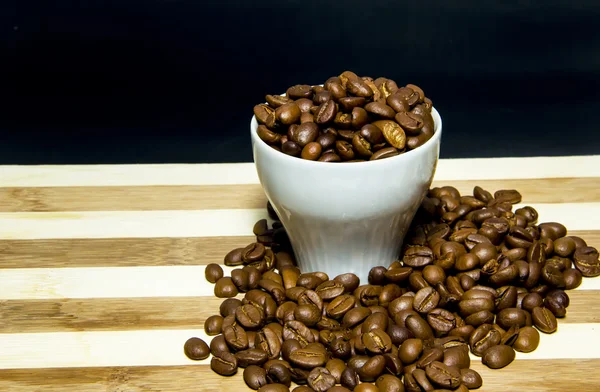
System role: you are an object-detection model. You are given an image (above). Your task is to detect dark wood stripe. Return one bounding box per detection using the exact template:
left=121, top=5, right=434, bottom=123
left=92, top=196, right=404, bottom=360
left=0, top=231, right=597, bottom=269
left=0, top=236, right=255, bottom=268
left=0, top=289, right=597, bottom=334
left=0, top=360, right=599, bottom=391
left=0, top=177, right=598, bottom=212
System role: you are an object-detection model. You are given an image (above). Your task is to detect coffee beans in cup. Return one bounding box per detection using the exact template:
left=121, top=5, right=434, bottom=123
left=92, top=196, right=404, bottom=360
left=254, top=71, right=436, bottom=162
left=185, top=184, right=600, bottom=391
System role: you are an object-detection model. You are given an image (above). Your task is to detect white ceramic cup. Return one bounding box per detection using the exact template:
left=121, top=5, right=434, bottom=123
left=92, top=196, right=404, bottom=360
left=250, top=108, right=442, bottom=283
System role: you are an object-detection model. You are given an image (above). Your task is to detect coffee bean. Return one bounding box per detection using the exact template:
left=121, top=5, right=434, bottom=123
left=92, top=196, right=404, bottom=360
left=235, top=348, right=269, bottom=368
left=412, top=286, right=440, bottom=313
left=370, top=146, right=399, bottom=160
left=210, top=334, right=230, bottom=356
left=314, top=100, right=337, bottom=124
left=469, top=323, right=501, bottom=356
left=324, top=358, right=347, bottom=384
left=362, top=329, right=393, bottom=355
left=211, top=350, right=238, bottom=376
left=267, top=363, right=292, bottom=387
left=338, top=96, right=366, bottom=111
left=496, top=308, right=528, bottom=330
left=205, top=263, right=224, bottom=283
left=244, top=365, right=268, bottom=390
left=255, top=326, right=281, bottom=359
left=215, top=277, right=239, bottom=298
left=351, top=107, right=369, bottom=129
left=307, top=367, right=336, bottom=392
left=413, top=368, right=436, bottom=391
left=416, top=347, right=444, bottom=369
left=425, top=361, right=461, bottom=389
left=443, top=346, right=470, bottom=369
left=427, top=308, right=456, bottom=333
left=482, top=344, right=515, bottom=369
left=183, top=337, right=210, bottom=360
left=365, top=102, right=396, bottom=119
left=563, top=268, right=583, bottom=289
left=340, top=366, right=361, bottom=390
left=404, top=313, right=434, bottom=340
left=357, top=355, right=386, bottom=382
left=460, top=368, right=483, bottom=389
left=294, top=304, right=321, bottom=327
left=573, top=246, right=600, bottom=277
left=287, top=85, right=313, bottom=99
left=258, top=384, right=290, bottom=392
left=300, top=142, right=322, bottom=160
left=395, top=111, right=424, bottom=135
left=203, top=315, right=224, bottom=336
left=398, top=338, right=423, bottom=364
left=375, top=374, right=404, bottom=392
left=289, top=344, right=328, bottom=369
left=532, top=306, right=558, bottom=333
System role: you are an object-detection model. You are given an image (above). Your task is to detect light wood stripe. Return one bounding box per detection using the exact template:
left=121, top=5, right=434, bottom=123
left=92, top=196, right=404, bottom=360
left=0, top=324, right=597, bottom=370
left=2, top=263, right=600, bottom=301
left=0, top=359, right=597, bottom=392
left=0, top=177, right=598, bottom=212
left=0, top=236, right=256, bottom=268
left=0, top=289, right=597, bottom=334
left=0, top=209, right=271, bottom=240
left=1, top=156, right=599, bottom=187
left=0, top=231, right=597, bottom=269
left=0, top=266, right=234, bottom=300
left=0, top=203, right=597, bottom=240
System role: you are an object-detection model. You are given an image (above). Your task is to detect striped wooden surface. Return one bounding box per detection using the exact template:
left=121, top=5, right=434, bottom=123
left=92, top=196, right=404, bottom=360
left=0, top=155, right=599, bottom=391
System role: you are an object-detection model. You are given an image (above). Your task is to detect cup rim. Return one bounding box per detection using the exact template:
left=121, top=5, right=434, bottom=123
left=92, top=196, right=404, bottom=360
left=250, top=106, right=442, bottom=168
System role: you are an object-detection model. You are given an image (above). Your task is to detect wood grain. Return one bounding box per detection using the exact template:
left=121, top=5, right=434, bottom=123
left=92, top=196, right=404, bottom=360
left=0, top=177, right=598, bottom=212
left=0, top=360, right=598, bottom=392
left=0, top=231, right=597, bottom=269
left=0, top=236, right=255, bottom=268
left=0, top=289, right=597, bottom=334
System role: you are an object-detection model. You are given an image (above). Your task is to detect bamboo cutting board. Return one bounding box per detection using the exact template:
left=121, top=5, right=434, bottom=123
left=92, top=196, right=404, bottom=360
left=0, top=155, right=599, bottom=392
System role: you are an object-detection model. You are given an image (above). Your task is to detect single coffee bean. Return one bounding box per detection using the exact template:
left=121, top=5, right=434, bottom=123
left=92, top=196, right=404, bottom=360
left=204, top=315, right=224, bottom=336
left=544, top=295, right=567, bottom=318
left=294, top=304, right=321, bottom=327
left=347, top=78, right=374, bottom=98
left=469, top=323, right=501, bottom=356
left=289, top=346, right=328, bottom=369
left=532, top=306, right=558, bottom=333
left=412, top=368, right=435, bottom=391
left=307, top=367, right=336, bottom=392
left=183, top=337, right=210, bottom=360
left=496, top=308, right=528, bottom=330
left=339, top=96, right=366, bottom=111
left=370, top=146, right=399, bottom=160
left=205, top=263, right=224, bottom=283
left=427, top=308, right=456, bottom=333
left=215, top=277, right=239, bottom=298
left=210, top=334, right=230, bottom=355
left=314, top=100, right=337, bottom=125
left=399, top=338, right=423, bottom=364
left=573, top=246, right=600, bottom=277
left=443, top=346, right=470, bottom=369
left=258, top=384, right=290, bottom=392
left=362, top=312, right=389, bottom=334
left=267, top=363, right=292, bottom=387
left=211, top=350, right=238, bottom=376
left=341, top=366, right=361, bottom=390
left=224, top=248, right=244, bottom=266
left=235, top=348, right=269, bottom=368
left=405, top=313, right=434, bottom=340
left=255, top=326, right=281, bottom=359
left=564, top=268, right=583, bottom=289
left=287, top=84, right=313, bottom=99
left=425, top=361, right=461, bottom=389
left=244, top=365, right=268, bottom=390
left=365, top=102, right=396, bottom=119
left=395, top=111, right=424, bottom=135
left=266, top=94, right=293, bottom=108
left=375, top=374, right=404, bottom=392
left=300, top=142, right=322, bottom=161
left=362, top=329, right=393, bottom=355
left=460, top=368, right=483, bottom=389
left=513, top=325, right=540, bottom=353
left=482, top=344, right=515, bottom=369
left=372, top=120, right=406, bottom=149
left=275, top=102, right=301, bottom=125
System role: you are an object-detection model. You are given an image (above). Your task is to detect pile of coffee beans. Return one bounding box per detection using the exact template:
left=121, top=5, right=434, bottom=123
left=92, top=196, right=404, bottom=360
left=253, top=71, right=435, bottom=162
left=185, top=185, right=600, bottom=392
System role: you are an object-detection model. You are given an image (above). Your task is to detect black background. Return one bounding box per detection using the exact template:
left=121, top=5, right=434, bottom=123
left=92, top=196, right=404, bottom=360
left=3, top=0, right=600, bottom=164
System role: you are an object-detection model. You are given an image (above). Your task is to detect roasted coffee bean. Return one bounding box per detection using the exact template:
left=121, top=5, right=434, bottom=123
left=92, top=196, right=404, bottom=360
left=244, top=365, right=268, bottom=390
left=307, top=367, right=336, bottom=392
left=205, top=263, right=224, bottom=283
left=357, top=355, right=386, bottom=382
left=215, top=277, right=239, bottom=298
left=365, top=102, right=396, bottom=119
left=375, top=374, right=404, bottom=392
left=423, top=265, right=446, bottom=286
left=289, top=346, right=328, bottom=369
left=300, top=142, right=322, bottom=160
left=563, top=268, right=583, bottom=289
left=294, top=304, right=321, bottom=327
left=254, top=327, right=281, bottom=359
left=361, top=312, right=389, bottom=333
left=405, top=313, right=434, bottom=340
left=362, top=329, right=393, bottom=355
left=573, top=246, right=600, bottom=277
left=425, top=361, right=461, bottom=389
left=266, top=94, right=293, bottom=108
left=210, top=334, right=230, bottom=356
left=460, top=368, right=483, bottom=389
left=275, top=102, right=301, bottom=125
left=205, top=315, right=224, bottom=336
left=339, top=366, right=360, bottom=390
left=211, top=351, right=238, bottom=376
left=496, top=308, right=528, bottom=330
left=443, top=346, right=470, bottom=369
left=482, top=344, right=515, bottom=369
left=184, top=337, right=210, bottom=360
left=258, top=384, right=290, bottom=392
left=267, top=363, right=292, bottom=387
left=415, top=347, right=444, bottom=370
left=235, top=348, right=269, bottom=368
left=399, top=338, right=423, bottom=364
left=412, top=368, right=435, bottom=391
left=532, top=306, right=558, bottom=333
left=427, top=308, right=456, bottom=333
left=469, top=323, right=501, bottom=356
left=224, top=248, right=244, bottom=266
